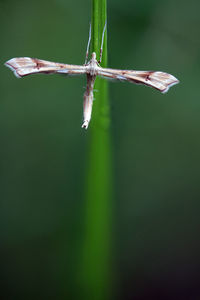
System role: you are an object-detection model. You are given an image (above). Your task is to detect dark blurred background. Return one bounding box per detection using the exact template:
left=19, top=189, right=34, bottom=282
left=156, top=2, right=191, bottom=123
left=1, top=0, right=200, bottom=299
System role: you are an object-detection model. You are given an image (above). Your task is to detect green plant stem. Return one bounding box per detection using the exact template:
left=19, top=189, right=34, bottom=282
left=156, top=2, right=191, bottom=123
left=80, top=0, right=112, bottom=300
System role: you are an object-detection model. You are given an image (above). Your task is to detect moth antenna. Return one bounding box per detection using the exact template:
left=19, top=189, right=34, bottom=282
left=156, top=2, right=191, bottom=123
left=99, top=20, right=107, bottom=64
left=84, top=23, right=91, bottom=65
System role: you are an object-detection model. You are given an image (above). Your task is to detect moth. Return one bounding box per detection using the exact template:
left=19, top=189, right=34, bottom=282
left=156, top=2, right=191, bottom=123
left=5, top=24, right=179, bottom=129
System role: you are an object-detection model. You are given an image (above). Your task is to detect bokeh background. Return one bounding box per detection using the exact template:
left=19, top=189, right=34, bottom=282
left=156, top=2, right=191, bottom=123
left=1, top=0, right=200, bottom=299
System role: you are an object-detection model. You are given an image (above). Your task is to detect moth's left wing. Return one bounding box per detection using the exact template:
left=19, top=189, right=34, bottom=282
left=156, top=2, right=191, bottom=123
left=5, top=57, right=86, bottom=78
left=97, top=67, right=179, bottom=93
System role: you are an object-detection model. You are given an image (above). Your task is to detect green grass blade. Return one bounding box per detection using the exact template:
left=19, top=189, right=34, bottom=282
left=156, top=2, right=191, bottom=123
left=80, top=0, right=113, bottom=299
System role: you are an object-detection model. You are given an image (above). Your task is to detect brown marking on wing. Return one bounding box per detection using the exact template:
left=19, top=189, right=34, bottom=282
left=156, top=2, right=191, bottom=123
left=134, top=71, right=154, bottom=81
left=33, top=58, right=47, bottom=69
left=120, top=70, right=154, bottom=81
left=145, top=71, right=154, bottom=81
left=32, top=58, right=65, bottom=69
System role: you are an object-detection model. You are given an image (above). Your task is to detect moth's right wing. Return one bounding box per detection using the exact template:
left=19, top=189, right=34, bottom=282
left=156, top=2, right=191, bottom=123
left=97, top=67, right=179, bottom=93
left=5, top=57, right=86, bottom=78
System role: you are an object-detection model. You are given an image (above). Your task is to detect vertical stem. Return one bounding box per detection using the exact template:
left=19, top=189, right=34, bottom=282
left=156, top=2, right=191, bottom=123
left=80, top=0, right=112, bottom=300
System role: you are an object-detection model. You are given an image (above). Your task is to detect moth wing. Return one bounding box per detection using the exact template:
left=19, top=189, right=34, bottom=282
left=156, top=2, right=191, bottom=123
left=98, top=67, right=179, bottom=93
left=5, top=57, right=86, bottom=78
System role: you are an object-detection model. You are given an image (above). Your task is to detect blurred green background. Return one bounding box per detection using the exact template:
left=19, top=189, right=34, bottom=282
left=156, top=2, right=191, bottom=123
left=1, top=0, right=200, bottom=299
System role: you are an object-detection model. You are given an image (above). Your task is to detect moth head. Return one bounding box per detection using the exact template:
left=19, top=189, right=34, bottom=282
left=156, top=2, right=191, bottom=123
left=91, top=52, right=97, bottom=61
